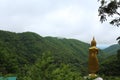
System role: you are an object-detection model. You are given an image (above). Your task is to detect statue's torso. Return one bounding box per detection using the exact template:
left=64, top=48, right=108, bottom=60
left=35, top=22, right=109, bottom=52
left=88, top=48, right=99, bottom=73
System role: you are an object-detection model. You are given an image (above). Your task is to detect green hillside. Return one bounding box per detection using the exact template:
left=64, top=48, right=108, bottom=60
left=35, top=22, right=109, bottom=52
left=103, top=44, right=120, bottom=56
left=45, top=37, right=90, bottom=61
left=99, top=49, right=120, bottom=78
left=0, top=30, right=119, bottom=80
left=99, top=45, right=120, bottom=79
left=0, top=30, right=90, bottom=79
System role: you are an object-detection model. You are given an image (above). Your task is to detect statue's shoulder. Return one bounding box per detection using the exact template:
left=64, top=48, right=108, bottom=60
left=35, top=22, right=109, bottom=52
left=89, top=46, right=98, bottom=49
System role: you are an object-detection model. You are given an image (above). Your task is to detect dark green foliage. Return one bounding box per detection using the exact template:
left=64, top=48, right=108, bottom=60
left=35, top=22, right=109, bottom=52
left=0, top=30, right=90, bottom=79
left=0, top=30, right=119, bottom=79
left=101, top=44, right=120, bottom=77
left=25, top=52, right=83, bottom=80
left=103, top=44, right=120, bottom=56
left=99, top=49, right=120, bottom=77
left=100, top=75, right=120, bottom=80
left=117, top=49, right=120, bottom=61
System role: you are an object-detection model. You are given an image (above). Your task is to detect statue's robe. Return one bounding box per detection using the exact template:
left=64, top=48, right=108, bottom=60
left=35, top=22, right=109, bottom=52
left=88, top=47, right=99, bottom=73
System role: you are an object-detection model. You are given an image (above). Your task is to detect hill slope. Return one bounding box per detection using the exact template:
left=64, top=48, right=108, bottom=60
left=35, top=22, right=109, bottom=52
left=0, top=30, right=91, bottom=79
left=103, top=44, right=120, bottom=56
left=0, top=30, right=107, bottom=80
left=99, top=44, right=120, bottom=79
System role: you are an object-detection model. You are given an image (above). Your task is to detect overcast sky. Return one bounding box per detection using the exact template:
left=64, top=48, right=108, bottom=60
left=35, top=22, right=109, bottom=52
left=0, top=0, right=120, bottom=48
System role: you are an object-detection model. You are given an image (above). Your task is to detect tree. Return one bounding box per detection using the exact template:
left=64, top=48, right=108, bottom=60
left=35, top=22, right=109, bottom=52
left=117, top=49, right=120, bottom=61
left=117, top=37, right=120, bottom=44
left=98, top=0, right=120, bottom=44
left=98, top=0, right=120, bottom=26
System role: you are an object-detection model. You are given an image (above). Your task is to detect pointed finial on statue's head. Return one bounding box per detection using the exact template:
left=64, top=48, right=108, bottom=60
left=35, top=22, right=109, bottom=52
left=91, top=37, right=96, bottom=46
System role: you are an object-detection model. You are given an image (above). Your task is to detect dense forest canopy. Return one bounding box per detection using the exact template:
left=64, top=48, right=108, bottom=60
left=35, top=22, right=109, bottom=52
left=0, top=30, right=120, bottom=80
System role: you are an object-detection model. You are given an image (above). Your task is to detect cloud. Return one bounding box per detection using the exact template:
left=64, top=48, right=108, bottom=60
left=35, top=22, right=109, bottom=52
left=45, top=5, right=83, bottom=24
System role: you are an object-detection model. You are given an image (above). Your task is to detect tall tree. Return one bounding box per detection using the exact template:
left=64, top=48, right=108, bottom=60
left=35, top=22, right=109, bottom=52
left=98, top=0, right=120, bottom=44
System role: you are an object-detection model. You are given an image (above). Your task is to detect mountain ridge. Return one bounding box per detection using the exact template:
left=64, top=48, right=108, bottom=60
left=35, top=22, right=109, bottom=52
left=103, top=44, right=120, bottom=56
left=0, top=30, right=90, bottom=78
left=0, top=30, right=119, bottom=79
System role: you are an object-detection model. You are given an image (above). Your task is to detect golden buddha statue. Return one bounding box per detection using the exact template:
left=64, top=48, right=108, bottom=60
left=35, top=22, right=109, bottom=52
left=88, top=37, right=99, bottom=77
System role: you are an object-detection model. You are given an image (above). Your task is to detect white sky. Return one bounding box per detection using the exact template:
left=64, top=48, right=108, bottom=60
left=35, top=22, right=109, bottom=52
left=0, top=0, right=120, bottom=48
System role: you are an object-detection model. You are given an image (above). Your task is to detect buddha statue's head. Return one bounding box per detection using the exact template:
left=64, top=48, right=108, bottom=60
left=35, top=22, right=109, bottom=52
left=91, top=37, right=96, bottom=47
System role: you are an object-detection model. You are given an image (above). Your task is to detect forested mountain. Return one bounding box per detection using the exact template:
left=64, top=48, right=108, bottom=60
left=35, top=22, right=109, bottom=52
left=0, top=30, right=119, bottom=80
left=99, top=49, right=120, bottom=79
left=0, top=30, right=90, bottom=80
left=99, top=45, right=120, bottom=79
left=103, top=44, right=120, bottom=56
